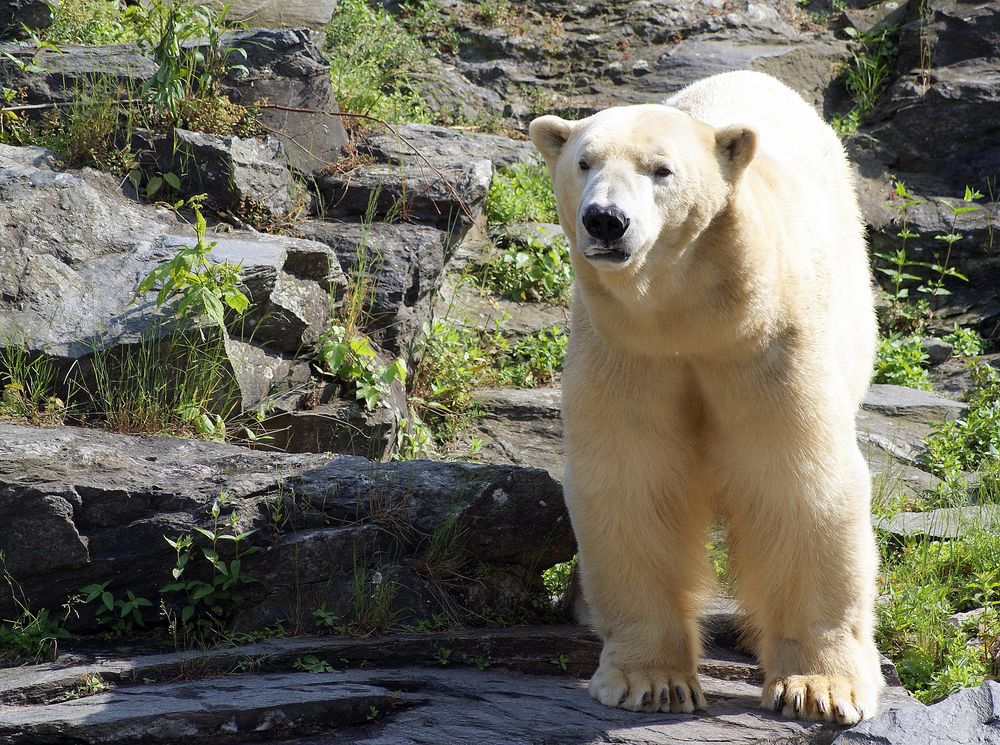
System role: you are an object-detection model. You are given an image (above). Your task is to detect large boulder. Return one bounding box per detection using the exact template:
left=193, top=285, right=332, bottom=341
left=0, top=423, right=574, bottom=631
left=0, top=0, right=53, bottom=39
left=0, top=144, right=339, bottom=412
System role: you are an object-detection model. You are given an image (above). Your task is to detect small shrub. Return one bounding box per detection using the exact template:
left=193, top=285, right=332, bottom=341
left=485, top=163, right=558, bottom=225
left=45, top=0, right=139, bottom=45
left=925, top=371, right=1000, bottom=479
left=943, top=325, right=985, bottom=358
left=497, top=326, right=568, bottom=388
left=474, top=233, right=573, bottom=304
left=873, top=335, right=931, bottom=390
left=315, top=325, right=407, bottom=412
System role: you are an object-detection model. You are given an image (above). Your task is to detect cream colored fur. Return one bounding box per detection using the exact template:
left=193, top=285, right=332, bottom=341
left=529, top=71, right=883, bottom=724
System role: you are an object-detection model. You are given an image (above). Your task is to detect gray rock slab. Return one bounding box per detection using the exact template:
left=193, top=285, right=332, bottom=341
left=435, top=276, right=570, bottom=341
left=832, top=680, right=1000, bottom=745
left=875, top=505, right=1000, bottom=540
left=0, top=624, right=920, bottom=745
left=856, top=408, right=933, bottom=468
left=862, top=384, right=967, bottom=424
left=361, top=123, right=538, bottom=171
left=208, top=0, right=337, bottom=29
left=0, top=672, right=393, bottom=743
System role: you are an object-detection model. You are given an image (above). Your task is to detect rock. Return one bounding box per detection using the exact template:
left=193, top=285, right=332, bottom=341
left=945, top=607, right=987, bottom=629
left=0, top=144, right=340, bottom=409
left=0, top=42, right=155, bottom=107
left=922, top=337, right=954, bottom=365
left=874, top=505, right=1000, bottom=541
left=313, top=155, right=492, bottom=234
left=361, top=123, right=539, bottom=171
left=435, top=276, right=570, bottom=341
left=862, top=384, right=967, bottom=425
left=0, top=423, right=573, bottom=630
left=166, top=129, right=300, bottom=220
left=299, top=221, right=451, bottom=357
left=0, top=626, right=920, bottom=745
left=832, top=680, right=1000, bottom=745
left=0, top=0, right=53, bottom=39
left=494, top=221, right=566, bottom=248
left=207, top=0, right=338, bottom=30
left=454, top=387, right=564, bottom=481
left=263, top=390, right=406, bottom=460
left=216, top=29, right=350, bottom=175
left=929, top=353, right=1000, bottom=401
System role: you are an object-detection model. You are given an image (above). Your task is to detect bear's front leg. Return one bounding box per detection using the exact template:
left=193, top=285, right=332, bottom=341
left=564, top=459, right=713, bottom=714
left=721, top=435, right=884, bottom=725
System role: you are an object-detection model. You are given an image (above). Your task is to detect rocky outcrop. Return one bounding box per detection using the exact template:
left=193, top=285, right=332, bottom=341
left=0, top=422, right=573, bottom=630
left=0, top=0, right=53, bottom=39
left=833, top=680, right=1000, bottom=745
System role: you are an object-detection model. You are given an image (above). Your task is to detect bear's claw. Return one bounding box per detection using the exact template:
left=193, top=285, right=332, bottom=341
left=590, top=663, right=705, bottom=713
left=761, top=675, right=874, bottom=725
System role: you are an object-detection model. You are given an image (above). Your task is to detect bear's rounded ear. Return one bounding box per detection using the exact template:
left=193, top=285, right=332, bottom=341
left=529, top=115, right=573, bottom=166
left=715, top=125, right=758, bottom=176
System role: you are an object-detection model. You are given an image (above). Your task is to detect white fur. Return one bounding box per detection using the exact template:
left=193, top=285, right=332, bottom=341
left=529, top=71, right=883, bottom=723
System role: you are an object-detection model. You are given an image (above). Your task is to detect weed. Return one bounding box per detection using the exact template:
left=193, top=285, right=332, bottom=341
left=435, top=646, right=452, bottom=665
left=925, top=371, right=1000, bottom=479
left=160, top=493, right=260, bottom=636
left=485, top=163, right=558, bottom=225
left=393, top=415, right=436, bottom=460
left=83, top=327, right=240, bottom=439
left=873, top=335, right=932, bottom=390
left=549, top=653, right=569, bottom=671
left=399, top=0, right=462, bottom=54
left=474, top=0, right=513, bottom=27
left=349, top=558, right=401, bottom=636
left=367, top=704, right=380, bottom=720
left=0, top=554, right=72, bottom=665
left=835, top=25, right=897, bottom=130
left=497, top=326, right=568, bottom=388
left=315, top=324, right=406, bottom=412
left=877, top=523, right=1000, bottom=702
left=136, top=206, right=251, bottom=330
left=294, top=655, right=336, bottom=673
left=474, top=656, right=490, bottom=670
left=541, top=556, right=577, bottom=601
left=312, top=602, right=337, bottom=632
left=79, top=583, right=153, bottom=637
left=0, top=330, right=65, bottom=425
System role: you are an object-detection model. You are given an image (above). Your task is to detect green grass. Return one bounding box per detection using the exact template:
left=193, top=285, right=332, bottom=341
left=324, top=0, right=432, bottom=123
left=877, top=523, right=1000, bottom=702
left=45, top=0, right=139, bottom=45
left=485, top=163, right=558, bottom=225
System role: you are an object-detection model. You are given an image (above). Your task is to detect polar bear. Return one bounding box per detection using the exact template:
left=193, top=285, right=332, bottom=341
left=529, top=70, right=883, bottom=724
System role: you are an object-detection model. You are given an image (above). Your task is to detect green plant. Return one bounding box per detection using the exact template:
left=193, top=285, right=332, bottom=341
left=349, top=558, right=401, bottom=636
left=549, top=653, right=569, bottom=672
left=485, top=163, right=558, bottom=225
left=45, top=0, right=139, bottom=44
left=837, top=25, right=897, bottom=127
left=925, top=372, right=1000, bottom=479
left=876, top=524, right=1000, bottom=702
left=873, top=335, right=932, bottom=390
left=541, top=556, right=577, bottom=600
left=316, top=324, right=406, bottom=411
left=367, top=704, right=380, bottom=721
left=435, top=646, right=452, bottom=665
left=324, top=0, right=432, bottom=123
left=875, top=180, right=925, bottom=332
left=136, top=206, right=250, bottom=329
left=943, top=325, right=985, bottom=358
left=393, top=415, right=435, bottom=460
left=497, top=326, right=568, bottom=387
left=79, top=583, right=153, bottom=637
left=294, top=655, right=336, bottom=673
left=0, top=554, right=72, bottom=665
left=475, top=234, right=573, bottom=304
left=160, top=493, right=259, bottom=634
left=312, top=602, right=337, bottom=632
left=398, top=0, right=462, bottom=53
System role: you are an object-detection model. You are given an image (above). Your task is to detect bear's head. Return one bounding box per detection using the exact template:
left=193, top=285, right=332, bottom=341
left=529, top=105, right=757, bottom=277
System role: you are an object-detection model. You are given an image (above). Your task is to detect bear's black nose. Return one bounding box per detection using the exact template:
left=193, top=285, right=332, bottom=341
left=582, top=205, right=630, bottom=243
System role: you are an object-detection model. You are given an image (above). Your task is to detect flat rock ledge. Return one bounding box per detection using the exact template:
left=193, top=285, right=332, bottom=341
left=0, top=626, right=921, bottom=745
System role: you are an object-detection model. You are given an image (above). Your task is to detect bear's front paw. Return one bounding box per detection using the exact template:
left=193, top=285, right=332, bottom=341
left=761, top=674, right=877, bottom=724
left=589, top=661, right=706, bottom=713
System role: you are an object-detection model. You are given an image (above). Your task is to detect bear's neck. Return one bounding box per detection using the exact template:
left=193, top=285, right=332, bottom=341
left=574, top=174, right=785, bottom=359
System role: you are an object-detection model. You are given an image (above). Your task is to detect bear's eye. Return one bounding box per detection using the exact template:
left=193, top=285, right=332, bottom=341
left=578, top=159, right=590, bottom=172
left=654, top=166, right=673, bottom=178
